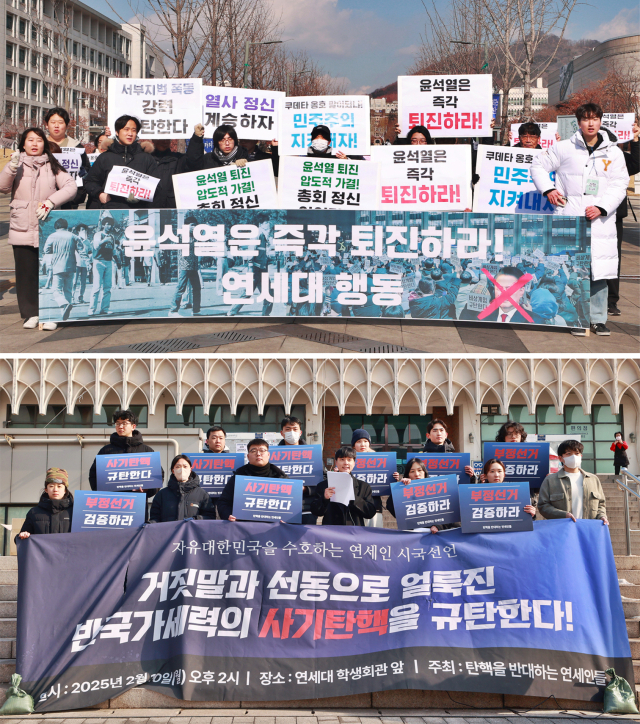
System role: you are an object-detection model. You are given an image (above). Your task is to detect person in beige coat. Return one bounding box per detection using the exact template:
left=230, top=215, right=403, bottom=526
left=538, top=439, right=609, bottom=525
left=0, top=127, right=77, bottom=330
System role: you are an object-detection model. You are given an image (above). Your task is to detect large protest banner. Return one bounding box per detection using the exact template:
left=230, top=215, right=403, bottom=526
left=509, top=123, right=558, bottom=148
left=370, top=146, right=471, bottom=211
left=279, top=96, right=370, bottom=156
left=278, top=157, right=378, bottom=210
left=173, top=160, right=278, bottom=210
left=17, top=520, right=630, bottom=711
left=38, top=209, right=590, bottom=328
left=202, top=87, right=284, bottom=141
left=473, top=146, right=555, bottom=215
left=107, top=78, right=202, bottom=139
left=397, top=75, right=494, bottom=138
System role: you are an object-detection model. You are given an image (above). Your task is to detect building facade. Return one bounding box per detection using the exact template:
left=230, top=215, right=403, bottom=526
left=499, top=78, right=548, bottom=118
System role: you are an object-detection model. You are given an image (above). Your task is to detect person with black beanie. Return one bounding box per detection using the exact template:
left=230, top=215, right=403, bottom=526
left=307, top=125, right=365, bottom=161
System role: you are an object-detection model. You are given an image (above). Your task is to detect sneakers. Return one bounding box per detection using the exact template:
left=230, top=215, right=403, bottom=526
left=23, top=316, right=39, bottom=329
left=62, top=303, right=73, bottom=321
left=570, top=328, right=587, bottom=336
left=608, top=305, right=621, bottom=316
left=591, top=323, right=611, bottom=336
left=168, top=310, right=181, bottom=317
left=41, top=321, right=57, bottom=331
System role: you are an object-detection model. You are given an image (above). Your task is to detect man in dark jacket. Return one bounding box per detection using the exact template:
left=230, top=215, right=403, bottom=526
left=409, top=278, right=457, bottom=320
left=350, top=428, right=384, bottom=527
left=149, top=456, right=214, bottom=522
left=18, top=467, right=73, bottom=538
left=217, top=439, right=288, bottom=520
left=311, top=446, right=376, bottom=526
left=239, top=138, right=279, bottom=176
left=44, top=106, right=90, bottom=209
left=185, top=123, right=251, bottom=172
left=277, top=415, right=317, bottom=525
left=151, top=139, right=187, bottom=208
left=423, top=418, right=475, bottom=479
left=89, top=409, right=161, bottom=499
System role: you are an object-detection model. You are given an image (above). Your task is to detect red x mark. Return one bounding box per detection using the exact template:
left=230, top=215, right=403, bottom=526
left=477, top=269, right=534, bottom=323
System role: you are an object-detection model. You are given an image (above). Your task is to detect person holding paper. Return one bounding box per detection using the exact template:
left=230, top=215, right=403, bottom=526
left=350, top=429, right=383, bottom=528
left=88, top=409, right=161, bottom=500
left=538, top=440, right=608, bottom=524
left=513, top=122, right=543, bottom=150
left=17, top=468, right=73, bottom=539
left=483, top=459, right=536, bottom=518
left=311, top=447, right=376, bottom=526
left=149, top=455, right=215, bottom=523
left=217, top=439, right=288, bottom=521
left=83, top=115, right=160, bottom=210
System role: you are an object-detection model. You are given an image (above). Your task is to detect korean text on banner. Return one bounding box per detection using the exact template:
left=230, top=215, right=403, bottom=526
left=173, top=160, right=278, bottom=210
left=186, top=453, right=245, bottom=497
left=71, top=490, right=146, bottom=532
left=353, top=451, right=397, bottom=496
left=459, top=481, right=534, bottom=533
left=406, top=452, right=472, bottom=484
left=279, top=96, right=371, bottom=156
left=483, top=441, right=550, bottom=488
left=232, top=476, right=303, bottom=524
left=473, top=146, right=555, bottom=215
left=601, top=113, right=635, bottom=143
left=278, top=156, right=378, bottom=210
left=95, top=451, right=163, bottom=491
left=397, top=75, right=494, bottom=138
left=202, top=87, right=284, bottom=141
left=53, top=148, right=84, bottom=184
left=107, top=78, right=202, bottom=139
left=105, top=166, right=160, bottom=202
left=391, top=474, right=460, bottom=529
left=266, top=445, right=325, bottom=487
left=370, top=145, right=471, bottom=210
left=510, top=122, right=558, bottom=148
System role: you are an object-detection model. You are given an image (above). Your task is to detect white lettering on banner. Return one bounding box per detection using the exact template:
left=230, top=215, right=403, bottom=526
left=510, top=123, right=558, bottom=148
left=202, top=86, right=284, bottom=141
left=107, top=78, right=202, bottom=140
left=173, top=160, right=278, bottom=210
left=104, top=166, right=160, bottom=202
left=279, top=95, right=371, bottom=156
left=398, top=75, right=493, bottom=138
left=370, top=145, right=471, bottom=210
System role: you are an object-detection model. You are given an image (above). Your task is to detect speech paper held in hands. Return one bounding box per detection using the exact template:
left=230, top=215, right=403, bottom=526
left=327, top=472, right=355, bottom=507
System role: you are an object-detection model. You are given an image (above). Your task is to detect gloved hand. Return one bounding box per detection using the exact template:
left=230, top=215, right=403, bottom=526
left=194, top=123, right=205, bottom=138
left=234, top=158, right=247, bottom=168
left=127, top=192, right=140, bottom=204
left=35, top=199, right=54, bottom=220
left=8, top=151, right=20, bottom=171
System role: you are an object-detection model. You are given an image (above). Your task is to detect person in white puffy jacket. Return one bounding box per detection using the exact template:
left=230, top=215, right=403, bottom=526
left=530, top=103, right=629, bottom=336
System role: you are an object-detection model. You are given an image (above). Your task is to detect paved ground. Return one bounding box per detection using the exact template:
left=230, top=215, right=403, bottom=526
left=0, top=197, right=638, bottom=354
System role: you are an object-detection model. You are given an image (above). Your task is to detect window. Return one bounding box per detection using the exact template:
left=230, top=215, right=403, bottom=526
left=18, top=18, right=25, bottom=36
left=72, top=41, right=78, bottom=57
left=97, top=52, right=103, bottom=68
left=5, top=101, right=13, bottom=120
left=166, top=404, right=306, bottom=436
left=6, top=43, right=13, bottom=61
left=6, top=13, right=13, bottom=31
left=18, top=75, right=25, bottom=92
left=81, top=45, right=86, bottom=61
left=30, top=106, right=38, bottom=122
left=6, top=404, right=148, bottom=428
left=30, top=78, right=37, bottom=95
left=90, top=49, right=95, bottom=64
left=5, top=73, right=13, bottom=90
left=31, top=23, right=37, bottom=41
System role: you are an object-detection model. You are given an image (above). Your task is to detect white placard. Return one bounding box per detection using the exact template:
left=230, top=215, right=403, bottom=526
left=473, top=146, right=554, bottom=215
left=277, top=156, right=377, bottom=210
left=398, top=74, right=493, bottom=138
left=87, top=152, right=100, bottom=165
left=54, top=147, right=84, bottom=185
left=107, top=78, right=203, bottom=140
left=370, top=145, right=471, bottom=210
left=279, top=95, right=370, bottom=156
left=105, top=166, right=161, bottom=202
left=510, top=122, right=558, bottom=149
left=202, top=86, right=284, bottom=141
left=327, top=471, right=355, bottom=507
left=601, top=113, right=635, bottom=143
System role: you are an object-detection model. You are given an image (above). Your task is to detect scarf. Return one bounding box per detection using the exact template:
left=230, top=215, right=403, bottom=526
left=214, top=146, right=239, bottom=164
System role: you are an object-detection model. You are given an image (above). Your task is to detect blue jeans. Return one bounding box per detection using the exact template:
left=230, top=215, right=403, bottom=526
left=89, top=260, right=112, bottom=314
left=52, top=271, right=73, bottom=309
left=590, top=278, right=608, bottom=325
left=172, top=268, right=201, bottom=313
left=73, top=267, right=87, bottom=301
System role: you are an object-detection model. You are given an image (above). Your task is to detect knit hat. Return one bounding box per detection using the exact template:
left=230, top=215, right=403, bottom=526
left=45, top=467, right=68, bottom=486
left=311, top=125, right=332, bottom=141
left=351, top=429, right=371, bottom=446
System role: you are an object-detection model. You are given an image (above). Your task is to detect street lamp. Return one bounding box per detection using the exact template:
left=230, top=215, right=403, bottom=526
left=286, top=69, right=311, bottom=96
left=243, top=40, right=283, bottom=89
left=450, top=40, right=489, bottom=73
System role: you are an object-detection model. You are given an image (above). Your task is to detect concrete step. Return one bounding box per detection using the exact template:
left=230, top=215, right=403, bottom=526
left=627, top=619, right=639, bottom=638
left=623, top=600, right=640, bottom=616
left=0, top=602, right=16, bottom=617
left=0, top=558, right=17, bottom=570
left=0, top=586, right=17, bottom=602
left=619, top=583, right=640, bottom=597
left=0, top=620, right=16, bottom=638
left=0, top=659, right=14, bottom=683
left=617, top=555, right=640, bottom=570
left=619, top=569, right=640, bottom=584
left=630, top=638, right=640, bottom=658
left=0, top=571, right=17, bottom=586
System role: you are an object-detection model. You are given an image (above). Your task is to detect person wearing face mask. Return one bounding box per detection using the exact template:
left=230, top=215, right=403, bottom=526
left=350, top=429, right=384, bottom=527
left=17, top=467, right=73, bottom=539
left=538, top=440, right=608, bottom=524
left=307, top=125, right=365, bottom=161
left=610, top=433, right=630, bottom=475
left=149, top=455, right=214, bottom=523
left=217, top=439, right=288, bottom=521
left=277, top=416, right=317, bottom=525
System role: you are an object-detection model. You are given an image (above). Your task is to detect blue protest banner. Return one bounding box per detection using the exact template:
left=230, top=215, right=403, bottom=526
left=406, top=452, right=471, bottom=484
left=71, top=490, right=146, bottom=532
left=492, top=93, right=500, bottom=119
left=390, top=474, right=459, bottom=529
left=459, top=481, right=533, bottom=533
left=186, top=453, right=245, bottom=496
left=95, top=451, right=163, bottom=491
left=266, top=445, right=324, bottom=486
left=483, top=442, right=550, bottom=488
left=17, top=519, right=629, bottom=711
left=353, top=451, right=397, bottom=495
left=232, top=475, right=303, bottom=523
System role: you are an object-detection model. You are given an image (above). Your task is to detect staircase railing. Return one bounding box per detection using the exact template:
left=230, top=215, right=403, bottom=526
left=615, top=469, right=640, bottom=556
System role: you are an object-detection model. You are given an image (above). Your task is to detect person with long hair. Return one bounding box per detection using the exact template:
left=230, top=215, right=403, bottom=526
left=0, top=127, right=76, bottom=330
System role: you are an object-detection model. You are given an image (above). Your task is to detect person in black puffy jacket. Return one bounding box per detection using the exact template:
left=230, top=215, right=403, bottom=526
left=423, top=418, right=475, bottom=480
left=149, top=455, right=214, bottom=522
left=185, top=123, right=251, bottom=172
left=18, top=467, right=73, bottom=539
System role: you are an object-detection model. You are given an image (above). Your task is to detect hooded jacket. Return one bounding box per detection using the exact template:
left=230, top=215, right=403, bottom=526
left=19, top=492, right=73, bottom=536
left=83, top=139, right=160, bottom=209
left=311, top=474, right=376, bottom=526
left=151, top=148, right=188, bottom=208
left=530, top=131, right=628, bottom=280
left=0, top=154, right=77, bottom=248
left=89, top=429, right=161, bottom=498
left=149, top=472, right=214, bottom=522
left=185, top=133, right=251, bottom=172
left=217, top=462, right=288, bottom=520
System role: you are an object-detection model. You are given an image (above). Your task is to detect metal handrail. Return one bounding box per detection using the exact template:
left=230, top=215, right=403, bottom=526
left=615, top=470, right=640, bottom=556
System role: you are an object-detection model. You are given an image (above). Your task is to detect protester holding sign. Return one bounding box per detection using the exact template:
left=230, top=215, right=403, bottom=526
left=89, top=409, right=161, bottom=499
left=350, top=429, right=383, bottom=527
left=305, top=125, right=364, bottom=161
left=149, top=455, right=214, bottom=523
left=0, top=127, right=76, bottom=331
left=17, top=468, right=73, bottom=539
left=150, top=139, right=187, bottom=209
left=186, top=124, right=250, bottom=171
left=217, top=439, right=288, bottom=521
left=83, top=116, right=160, bottom=210
left=386, top=457, right=438, bottom=531
left=496, top=420, right=528, bottom=442
left=311, top=446, right=376, bottom=526
left=392, top=124, right=433, bottom=145
left=484, top=459, right=536, bottom=517
left=277, top=416, right=318, bottom=525
left=203, top=426, right=230, bottom=453
left=422, top=419, right=474, bottom=479
left=538, top=440, right=608, bottom=524
left=43, top=107, right=90, bottom=209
